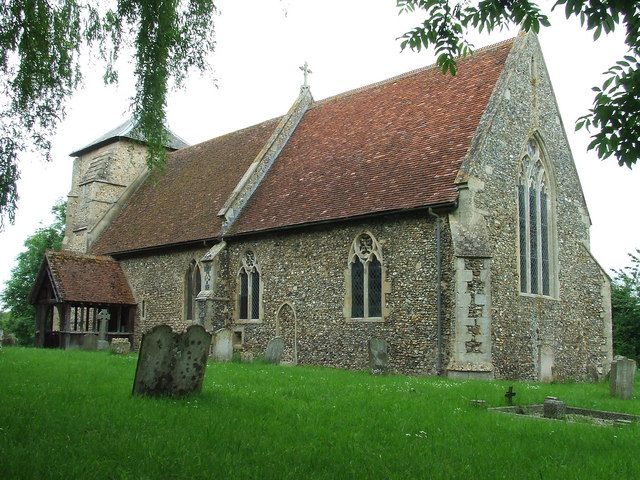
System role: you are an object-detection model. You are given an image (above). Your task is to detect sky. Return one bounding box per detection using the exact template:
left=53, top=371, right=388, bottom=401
left=0, top=0, right=638, bottom=299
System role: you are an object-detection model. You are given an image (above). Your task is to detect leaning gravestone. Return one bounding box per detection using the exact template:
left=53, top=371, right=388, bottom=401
left=264, top=337, right=284, bottom=364
left=369, top=337, right=389, bottom=374
left=610, top=356, right=637, bottom=400
left=132, top=324, right=212, bottom=397
left=81, top=333, right=98, bottom=350
left=211, top=328, right=233, bottom=362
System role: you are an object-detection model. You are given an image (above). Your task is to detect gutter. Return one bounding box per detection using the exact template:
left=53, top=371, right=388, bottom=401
left=428, top=207, right=444, bottom=375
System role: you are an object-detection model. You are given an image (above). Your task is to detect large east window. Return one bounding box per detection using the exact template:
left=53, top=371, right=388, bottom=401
left=518, top=138, right=554, bottom=296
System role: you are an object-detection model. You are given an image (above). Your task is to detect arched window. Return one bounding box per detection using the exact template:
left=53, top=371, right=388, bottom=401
left=184, top=260, right=201, bottom=320
left=518, top=138, right=553, bottom=296
left=349, top=232, right=384, bottom=319
left=238, top=251, right=261, bottom=320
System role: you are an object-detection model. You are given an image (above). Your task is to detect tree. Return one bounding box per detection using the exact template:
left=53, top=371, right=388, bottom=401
left=611, top=249, right=640, bottom=361
left=397, top=0, right=640, bottom=168
left=0, top=200, right=66, bottom=345
left=0, top=0, right=216, bottom=227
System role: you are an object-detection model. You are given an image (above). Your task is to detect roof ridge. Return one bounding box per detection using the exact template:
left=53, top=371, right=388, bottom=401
left=47, top=249, right=115, bottom=261
left=174, top=115, right=283, bottom=156
left=309, top=36, right=516, bottom=109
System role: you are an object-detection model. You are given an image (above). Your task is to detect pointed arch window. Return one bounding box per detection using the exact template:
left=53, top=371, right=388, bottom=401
left=238, top=251, right=261, bottom=321
left=518, top=139, right=553, bottom=296
left=348, top=233, right=385, bottom=319
left=185, top=260, right=202, bottom=321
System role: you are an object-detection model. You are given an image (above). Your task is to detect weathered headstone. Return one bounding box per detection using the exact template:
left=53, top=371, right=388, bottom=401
left=211, top=328, right=233, bottom=362
left=0, top=329, right=3, bottom=349
left=543, top=397, right=566, bottom=419
left=132, top=324, right=212, bottom=397
left=110, top=338, right=131, bottom=355
left=81, top=333, right=98, bottom=350
left=610, top=356, right=637, bottom=400
left=264, top=337, right=284, bottom=364
left=368, top=338, right=389, bottom=374
left=97, top=309, right=110, bottom=351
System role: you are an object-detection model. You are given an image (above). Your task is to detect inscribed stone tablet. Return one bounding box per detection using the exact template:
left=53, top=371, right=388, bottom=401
left=172, top=325, right=212, bottom=396
left=369, top=337, right=389, bottom=374
left=212, top=328, right=233, bottom=362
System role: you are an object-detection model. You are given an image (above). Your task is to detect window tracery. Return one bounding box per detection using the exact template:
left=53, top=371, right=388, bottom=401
left=238, top=251, right=261, bottom=320
left=518, top=138, right=553, bottom=296
left=349, top=232, right=384, bottom=319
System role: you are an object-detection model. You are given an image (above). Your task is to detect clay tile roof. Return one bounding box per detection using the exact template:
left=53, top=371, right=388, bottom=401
left=45, top=250, right=135, bottom=305
left=91, top=117, right=281, bottom=255
left=229, top=38, right=514, bottom=235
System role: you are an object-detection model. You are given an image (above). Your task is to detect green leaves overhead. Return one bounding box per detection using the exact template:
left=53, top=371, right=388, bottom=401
left=0, top=0, right=217, bottom=227
left=397, top=0, right=640, bottom=168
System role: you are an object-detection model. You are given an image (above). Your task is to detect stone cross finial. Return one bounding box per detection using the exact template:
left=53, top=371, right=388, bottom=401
left=299, top=61, right=312, bottom=87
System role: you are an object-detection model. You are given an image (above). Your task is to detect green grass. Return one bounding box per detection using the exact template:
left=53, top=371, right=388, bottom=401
left=1, top=348, right=639, bottom=479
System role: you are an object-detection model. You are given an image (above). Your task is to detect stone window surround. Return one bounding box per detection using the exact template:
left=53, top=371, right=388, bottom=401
left=184, top=260, right=203, bottom=321
left=343, top=231, right=391, bottom=322
left=516, top=134, right=559, bottom=299
left=235, top=250, right=264, bottom=324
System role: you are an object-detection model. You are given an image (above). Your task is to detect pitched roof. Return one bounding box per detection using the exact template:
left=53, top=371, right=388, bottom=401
left=91, top=117, right=281, bottom=254
left=37, top=250, right=135, bottom=305
left=92, top=38, right=514, bottom=254
left=229, top=39, right=513, bottom=235
left=70, top=118, right=189, bottom=157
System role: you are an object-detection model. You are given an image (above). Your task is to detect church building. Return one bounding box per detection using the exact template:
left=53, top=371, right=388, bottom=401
left=30, top=33, right=613, bottom=381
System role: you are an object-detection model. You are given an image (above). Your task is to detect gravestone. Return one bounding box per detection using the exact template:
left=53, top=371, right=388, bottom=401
left=211, top=328, right=233, bottom=362
left=110, top=338, right=131, bottom=355
left=81, top=333, right=98, bottom=350
left=97, top=309, right=110, bottom=351
left=543, top=397, right=566, bottom=419
left=368, top=338, right=389, bottom=374
left=132, top=324, right=212, bottom=397
left=264, top=337, right=284, bottom=364
left=0, top=329, right=3, bottom=349
left=610, top=356, right=637, bottom=400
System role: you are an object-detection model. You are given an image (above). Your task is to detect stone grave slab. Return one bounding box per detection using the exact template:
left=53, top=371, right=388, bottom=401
left=212, top=328, right=233, bottom=362
left=81, top=333, right=98, bottom=351
left=264, top=337, right=284, bottom=364
left=132, top=324, right=212, bottom=397
left=110, top=338, right=131, bottom=355
left=369, top=337, right=389, bottom=374
left=610, top=356, right=637, bottom=400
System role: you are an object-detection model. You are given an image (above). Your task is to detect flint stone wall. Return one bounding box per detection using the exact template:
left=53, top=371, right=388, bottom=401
left=222, top=213, right=454, bottom=375
left=458, top=33, right=612, bottom=380
left=118, top=246, right=209, bottom=349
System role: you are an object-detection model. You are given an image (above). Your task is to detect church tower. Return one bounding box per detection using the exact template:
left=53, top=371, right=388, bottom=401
left=63, top=119, right=188, bottom=253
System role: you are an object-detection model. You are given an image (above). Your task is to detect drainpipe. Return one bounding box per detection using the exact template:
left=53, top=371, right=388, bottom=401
left=428, top=208, right=444, bottom=375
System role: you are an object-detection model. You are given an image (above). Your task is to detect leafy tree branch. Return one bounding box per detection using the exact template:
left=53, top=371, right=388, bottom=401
left=397, top=0, right=640, bottom=168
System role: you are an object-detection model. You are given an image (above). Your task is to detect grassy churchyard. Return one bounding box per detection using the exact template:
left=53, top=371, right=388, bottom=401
left=0, top=348, right=638, bottom=479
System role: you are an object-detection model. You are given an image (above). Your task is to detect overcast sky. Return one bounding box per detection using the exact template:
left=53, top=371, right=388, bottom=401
left=1, top=0, right=638, bottom=300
